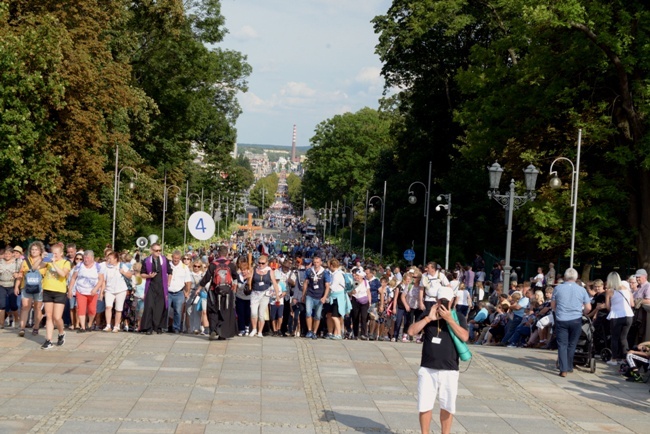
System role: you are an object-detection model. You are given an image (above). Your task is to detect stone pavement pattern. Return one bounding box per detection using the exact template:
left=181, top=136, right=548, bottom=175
left=0, top=330, right=648, bottom=433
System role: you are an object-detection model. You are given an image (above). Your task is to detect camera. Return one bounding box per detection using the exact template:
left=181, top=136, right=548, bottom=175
left=437, top=298, right=450, bottom=310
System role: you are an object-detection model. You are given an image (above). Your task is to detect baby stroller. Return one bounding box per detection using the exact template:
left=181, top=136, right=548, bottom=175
left=592, top=313, right=612, bottom=362
left=573, top=315, right=597, bottom=373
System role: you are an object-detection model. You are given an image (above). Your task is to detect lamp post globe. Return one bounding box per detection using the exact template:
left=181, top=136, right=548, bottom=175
left=408, top=195, right=417, bottom=205
left=549, top=176, right=562, bottom=189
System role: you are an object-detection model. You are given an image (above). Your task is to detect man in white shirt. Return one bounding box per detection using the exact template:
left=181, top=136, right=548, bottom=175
left=393, top=267, right=403, bottom=283
left=168, top=250, right=191, bottom=333
left=420, top=262, right=451, bottom=311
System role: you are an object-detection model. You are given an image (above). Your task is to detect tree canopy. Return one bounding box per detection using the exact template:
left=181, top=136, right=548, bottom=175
left=0, top=0, right=252, bottom=250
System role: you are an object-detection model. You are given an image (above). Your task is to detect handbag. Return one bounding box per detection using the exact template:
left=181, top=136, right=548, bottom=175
left=355, top=295, right=369, bottom=304
left=447, top=310, right=472, bottom=362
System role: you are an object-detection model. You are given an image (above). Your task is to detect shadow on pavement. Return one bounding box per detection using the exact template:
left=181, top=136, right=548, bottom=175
left=323, top=410, right=392, bottom=433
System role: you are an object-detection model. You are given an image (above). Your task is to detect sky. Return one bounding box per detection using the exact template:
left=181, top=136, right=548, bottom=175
left=218, top=0, right=393, bottom=147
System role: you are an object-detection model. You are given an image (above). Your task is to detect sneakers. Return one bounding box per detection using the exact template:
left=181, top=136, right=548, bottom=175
left=103, top=326, right=112, bottom=332
left=626, top=371, right=643, bottom=382
left=57, top=333, right=65, bottom=347
left=238, top=330, right=245, bottom=337
left=112, top=327, right=119, bottom=333
left=402, top=334, right=409, bottom=343
left=209, top=331, right=217, bottom=341
left=507, top=344, right=517, bottom=348
left=359, top=335, right=368, bottom=341
left=124, top=325, right=129, bottom=332
left=390, top=337, right=396, bottom=342
left=305, top=331, right=314, bottom=339
left=326, top=333, right=334, bottom=339
left=332, top=334, right=342, bottom=340
left=311, top=333, right=318, bottom=340
left=606, top=360, right=620, bottom=366
left=41, top=340, right=53, bottom=350
left=18, top=329, right=25, bottom=337
left=249, top=329, right=257, bottom=337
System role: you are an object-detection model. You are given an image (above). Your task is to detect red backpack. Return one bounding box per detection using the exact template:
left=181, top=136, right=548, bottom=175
left=212, top=259, right=233, bottom=291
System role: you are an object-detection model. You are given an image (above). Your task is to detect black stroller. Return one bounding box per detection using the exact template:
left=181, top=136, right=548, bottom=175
left=592, top=313, right=613, bottom=361
left=573, top=315, right=597, bottom=373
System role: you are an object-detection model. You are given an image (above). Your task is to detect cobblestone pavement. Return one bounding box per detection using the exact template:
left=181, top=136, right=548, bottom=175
left=0, top=329, right=648, bottom=433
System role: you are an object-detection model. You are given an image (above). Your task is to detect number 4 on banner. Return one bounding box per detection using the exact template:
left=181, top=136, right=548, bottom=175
left=188, top=211, right=215, bottom=240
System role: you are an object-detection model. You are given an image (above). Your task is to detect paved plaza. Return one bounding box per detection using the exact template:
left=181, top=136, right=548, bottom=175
left=0, top=330, right=648, bottom=434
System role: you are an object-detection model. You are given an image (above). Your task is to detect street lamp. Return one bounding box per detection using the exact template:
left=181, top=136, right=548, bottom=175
left=549, top=129, right=582, bottom=269
left=161, top=175, right=182, bottom=253
left=111, top=145, right=138, bottom=250
left=368, top=181, right=387, bottom=258
left=487, top=161, right=539, bottom=285
left=260, top=187, right=268, bottom=216
left=318, top=207, right=328, bottom=242
left=408, top=161, right=432, bottom=264
left=341, top=202, right=353, bottom=251
left=436, top=194, right=452, bottom=270
left=362, top=190, right=369, bottom=259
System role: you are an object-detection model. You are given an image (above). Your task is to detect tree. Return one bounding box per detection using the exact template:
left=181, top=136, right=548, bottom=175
left=302, top=108, right=395, bottom=209
left=0, top=0, right=152, bottom=245
left=286, top=173, right=303, bottom=212
left=249, top=173, right=279, bottom=214
left=373, top=0, right=650, bottom=269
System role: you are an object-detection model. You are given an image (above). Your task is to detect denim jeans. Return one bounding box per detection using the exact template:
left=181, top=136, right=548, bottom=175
left=305, top=295, right=324, bottom=320
left=556, top=318, right=583, bottom=373
left=168, top=291, right=185, bottom=332
left=502, top=315, right=523, bottom=343
left=508, top=324, right=532, bottom=346
left=394, top=307, right=411, bottom=339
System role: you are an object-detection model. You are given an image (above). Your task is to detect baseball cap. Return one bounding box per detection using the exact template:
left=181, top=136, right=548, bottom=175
left=436, top=286, right=454, bottom=301
left=635, top=268, right=647, bottom=277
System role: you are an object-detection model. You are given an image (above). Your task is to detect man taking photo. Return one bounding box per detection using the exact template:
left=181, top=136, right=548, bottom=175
left=408, top=286, right=468, bottom=434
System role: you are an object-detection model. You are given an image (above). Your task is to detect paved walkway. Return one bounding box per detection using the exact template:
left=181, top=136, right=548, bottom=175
left=0, top=330, right=648, bottom=433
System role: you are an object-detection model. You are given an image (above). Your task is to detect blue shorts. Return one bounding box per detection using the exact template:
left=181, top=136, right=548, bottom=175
left=96, top=299, right=106, bottom=314
left=270, top=303, right=284, bottom=320
left=69, top=296, right=77, bottom=309
left=305, top=295, right=324, bottom=320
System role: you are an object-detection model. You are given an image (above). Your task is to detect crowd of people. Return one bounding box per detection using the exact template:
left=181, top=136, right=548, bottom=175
left=1, top=237, right=649, bottom=385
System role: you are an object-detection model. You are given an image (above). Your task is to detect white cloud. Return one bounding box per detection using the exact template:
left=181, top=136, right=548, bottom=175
left=280, top=82, right=317, bottom=98
left=355, top=66, right=383, bottom=86
left=232, top=25, right=258, bottom=41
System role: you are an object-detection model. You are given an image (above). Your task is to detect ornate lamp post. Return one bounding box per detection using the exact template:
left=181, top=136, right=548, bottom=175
left=549, top=129, right=582, bottom=269
left=487, top=162, right=539, bottom=285
left=162, top=175, right=182, bottom=253
left=368, top=181, right=387, bottom=259
left=111, top=145, right=138, bottom=249
left=408, top=161, right=432, bottom=264
left=436, top=194, right=452, bottom=271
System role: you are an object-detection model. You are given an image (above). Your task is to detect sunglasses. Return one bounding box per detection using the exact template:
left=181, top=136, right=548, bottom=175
left=152, top=249, right=161, bottom=253
left=183, top=257, right=191, bottom=261
left=258, top=262, right=267, bottom=265
left=193, top=265, right=201, bottom=269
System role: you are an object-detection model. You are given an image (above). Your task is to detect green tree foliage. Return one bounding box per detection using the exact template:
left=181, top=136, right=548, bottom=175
left=373, top=0, right=650, bottom=269
left=302, top=108, right=395, bottom=210
left=0, top=0, right=152, bottom=244
left=0, top=0, right=251, bottom=251
left=249, top=173, right=279, bottom=214
left=286, top=173, right=303, bottom=212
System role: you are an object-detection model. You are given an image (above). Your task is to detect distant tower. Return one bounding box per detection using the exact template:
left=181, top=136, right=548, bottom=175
left=291, top=125, right=297, bottom=163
